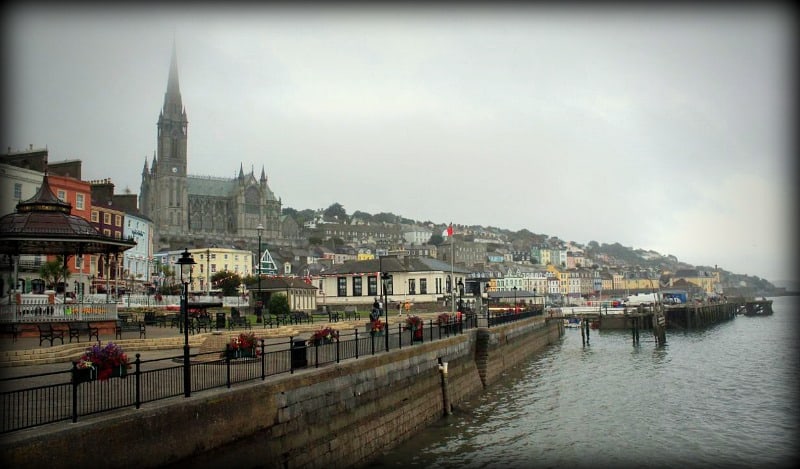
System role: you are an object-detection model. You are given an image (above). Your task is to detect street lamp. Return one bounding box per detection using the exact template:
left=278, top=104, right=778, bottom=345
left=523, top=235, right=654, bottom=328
left=534, top=287, right=537, bottom=313
left=512, top=286, right=518, bottom=313
left=206, top=248, right=210, bottom=297
left=176, top=248, right=196, bottom=398
left=484, top=279, right=491, bottom=326
left=256, top=223, right=264, bottom=323
left=457, top=279, right=464, bottom=313
left=381, top=270, right=391, bottom=352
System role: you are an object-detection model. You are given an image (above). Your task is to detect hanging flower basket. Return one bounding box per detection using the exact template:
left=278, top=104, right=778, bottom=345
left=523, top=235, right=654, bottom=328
left=369, top=319, right=385, bottom=337
left=73, top=342, right=130, bottom=383
left=308, top=326, right=339, bottom=346
left=405, top=316, right=424, bottom=341
left=222, top=332, right=261, bottom=359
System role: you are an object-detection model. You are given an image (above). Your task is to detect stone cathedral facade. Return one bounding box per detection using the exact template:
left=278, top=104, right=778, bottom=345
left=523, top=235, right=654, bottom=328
left=139, top=46, right=281, bottom=253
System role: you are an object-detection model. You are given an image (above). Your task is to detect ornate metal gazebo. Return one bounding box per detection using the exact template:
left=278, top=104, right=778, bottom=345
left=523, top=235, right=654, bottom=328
left=0, top=175, right=136, bottom=322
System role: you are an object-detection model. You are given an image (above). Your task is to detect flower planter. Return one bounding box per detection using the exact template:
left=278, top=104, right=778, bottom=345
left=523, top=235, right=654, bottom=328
left=312, top=338, right=334, bottom=346
left=72, top=365, right=127, bottom=384
left=226, top=347, right=256, bottom=359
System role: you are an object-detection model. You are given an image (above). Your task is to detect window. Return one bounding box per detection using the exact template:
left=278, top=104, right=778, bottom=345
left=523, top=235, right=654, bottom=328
left=115, top=215, right=122, bottom=227
left=76, top=193, right=84, bottom=210
left=408, top=279, right=416, bottom=295
left=211, top=264, right=217, bottom=273
left=91, top=210, right=99, bottom=222
left=337, top=277, right=347, bottom=297
left=57, top=189, right=66, bottom=202
left=353, top=276, right=362, bottom=296
left=14, top=183, right=22, bottom=199
left=103, top=229, right=111, bottom=237
left=420, top=278, right=427, bottom=294
left=368, top=275, right=377, bottom=296
left=103, top=213, right=111, bottom=224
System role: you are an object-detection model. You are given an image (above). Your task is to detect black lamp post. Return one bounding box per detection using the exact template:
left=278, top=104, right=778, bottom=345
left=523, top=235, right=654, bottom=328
left=485, top=279, right=491, bottom=326
left=381, top=270, right=391, bottom=352
left=512, top=286, right=518, bottom=312
left=176, top=248, right=196, bottom=398
left=256, top=224, right=264, bottom=323
left=534, top=287, right=537, bottom=313
left=457, top=279, right=464, bottom=313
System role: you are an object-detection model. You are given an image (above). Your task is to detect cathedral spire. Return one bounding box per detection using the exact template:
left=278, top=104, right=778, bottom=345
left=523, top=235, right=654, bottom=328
left=260, top=165, right=266, bottom=183
left=238, top=163, right=244, bottom=180
left=162, top=39, right=183, bottom=117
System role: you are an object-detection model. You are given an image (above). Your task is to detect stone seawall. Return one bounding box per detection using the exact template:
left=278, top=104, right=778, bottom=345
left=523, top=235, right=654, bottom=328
left=0, top=318, right=563, bottom=469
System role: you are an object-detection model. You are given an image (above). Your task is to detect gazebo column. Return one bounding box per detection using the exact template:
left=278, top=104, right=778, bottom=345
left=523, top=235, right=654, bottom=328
left=105, top=253, right=111, bottom=303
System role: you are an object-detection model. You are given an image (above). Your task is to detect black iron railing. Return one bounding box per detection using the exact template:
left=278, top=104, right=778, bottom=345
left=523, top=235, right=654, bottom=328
left=0, top=311, right=550, bottom=434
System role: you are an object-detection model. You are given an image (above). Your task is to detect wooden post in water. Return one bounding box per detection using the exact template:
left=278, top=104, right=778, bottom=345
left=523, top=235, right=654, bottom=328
left=581, top=317, right=586, bottom=346
left=585, top=315, right=590, bottom=344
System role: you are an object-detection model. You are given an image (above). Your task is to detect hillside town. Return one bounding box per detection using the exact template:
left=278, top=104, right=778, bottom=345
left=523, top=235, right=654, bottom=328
left=0, top=45, right=780, bottom=313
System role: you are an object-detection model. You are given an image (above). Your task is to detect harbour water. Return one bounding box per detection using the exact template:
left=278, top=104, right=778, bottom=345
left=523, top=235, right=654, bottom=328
left=369, top=296, right=799, bottom=469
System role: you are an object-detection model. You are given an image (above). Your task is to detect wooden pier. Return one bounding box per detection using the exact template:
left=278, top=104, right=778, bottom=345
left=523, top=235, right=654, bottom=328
left=549, top=298, right=771, bottom=346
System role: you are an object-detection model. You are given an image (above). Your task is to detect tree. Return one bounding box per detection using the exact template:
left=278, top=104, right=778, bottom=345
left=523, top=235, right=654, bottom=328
left=268, top=292, right=290, bottom=317
left=323, top=203, right=347, bottom=222
left=39, top=257, right=70, bottom=290
left=211, top=271, right=242, bottom=296
left=352, top=210, right=373, bottom=223
left=429, top=233, right=444, bottom=246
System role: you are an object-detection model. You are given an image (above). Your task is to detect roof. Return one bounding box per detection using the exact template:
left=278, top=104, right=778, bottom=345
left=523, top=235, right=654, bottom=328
left=246, top=276, right=317, bottom=291
left=321, top=257, right=470, bottom=276
left=0, top=175, right=136, bottom=255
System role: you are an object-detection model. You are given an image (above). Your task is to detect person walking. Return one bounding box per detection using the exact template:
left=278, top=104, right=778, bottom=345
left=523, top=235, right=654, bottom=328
left=371, top=298, right=381, bottom=322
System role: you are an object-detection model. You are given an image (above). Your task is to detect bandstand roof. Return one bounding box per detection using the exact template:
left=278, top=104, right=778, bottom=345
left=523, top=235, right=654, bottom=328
left=0, top=175, right=136, bottom=256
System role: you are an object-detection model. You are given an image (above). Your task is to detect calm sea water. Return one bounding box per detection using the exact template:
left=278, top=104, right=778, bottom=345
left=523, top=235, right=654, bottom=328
left=369, top=296, right=799, bottom=469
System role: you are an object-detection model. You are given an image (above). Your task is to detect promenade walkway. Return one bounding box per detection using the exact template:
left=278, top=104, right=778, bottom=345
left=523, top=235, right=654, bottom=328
left=0, top=311, right=444, bottom=377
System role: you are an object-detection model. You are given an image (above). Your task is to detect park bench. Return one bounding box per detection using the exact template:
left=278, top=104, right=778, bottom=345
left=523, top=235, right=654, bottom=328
left=228, top=307, right=251, bottom=330
left=37, top=323, right=65, bottom=346
left=193, top=316, right=212, bottom=334
left=1, top=323, right=21, bottom=342
left=68, top=321, right=100, bottom=343
left=288, top=311, right=313, bottom=325
left=114, top=320, right=146, bottom=339
left=343, top=306, right=359, bottom=320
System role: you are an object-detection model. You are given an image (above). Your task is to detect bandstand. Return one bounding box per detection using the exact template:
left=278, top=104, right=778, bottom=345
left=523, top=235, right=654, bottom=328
left=0, top=174, right=136, bottom=327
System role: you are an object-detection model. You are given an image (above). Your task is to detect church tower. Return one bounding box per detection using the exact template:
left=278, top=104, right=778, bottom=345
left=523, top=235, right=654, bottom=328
left=141, top=42, right=189, bottom=250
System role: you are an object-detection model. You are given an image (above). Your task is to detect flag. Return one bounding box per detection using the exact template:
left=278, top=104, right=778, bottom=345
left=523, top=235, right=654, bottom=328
left=442, top=224, right=453, bottom=237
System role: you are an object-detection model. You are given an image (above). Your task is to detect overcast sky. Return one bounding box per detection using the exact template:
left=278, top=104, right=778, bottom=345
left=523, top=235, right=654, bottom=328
left=2, top=4, right=796, bottom=284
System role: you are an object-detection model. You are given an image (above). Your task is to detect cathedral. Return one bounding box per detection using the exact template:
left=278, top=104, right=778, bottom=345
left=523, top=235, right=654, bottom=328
left=139, top=45, right=282, bottom=253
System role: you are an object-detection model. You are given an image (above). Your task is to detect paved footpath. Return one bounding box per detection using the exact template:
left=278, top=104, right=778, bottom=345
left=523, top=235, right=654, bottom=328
left=0, top=312, right=444, bottom=379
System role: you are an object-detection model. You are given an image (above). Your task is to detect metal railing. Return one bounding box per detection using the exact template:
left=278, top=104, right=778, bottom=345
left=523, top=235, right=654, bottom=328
left=0, top=311, right=551, bottom=434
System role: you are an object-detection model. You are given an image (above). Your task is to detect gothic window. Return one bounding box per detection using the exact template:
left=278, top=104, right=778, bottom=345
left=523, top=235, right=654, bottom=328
left=245, top=186, right=260, bottom=214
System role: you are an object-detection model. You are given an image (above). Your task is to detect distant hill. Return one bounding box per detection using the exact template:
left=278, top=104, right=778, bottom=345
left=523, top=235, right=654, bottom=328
left=284, top=204, right=779, bottom=291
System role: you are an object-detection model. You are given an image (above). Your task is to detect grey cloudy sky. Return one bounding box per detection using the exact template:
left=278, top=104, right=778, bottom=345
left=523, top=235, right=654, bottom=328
left=3, top=4, right=796, bottom=283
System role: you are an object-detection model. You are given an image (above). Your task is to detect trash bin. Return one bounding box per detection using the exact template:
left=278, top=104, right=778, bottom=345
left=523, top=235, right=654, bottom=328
left=291, top=339, right=307, bottom=368
left=216, top=312, right=227, bottom=330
